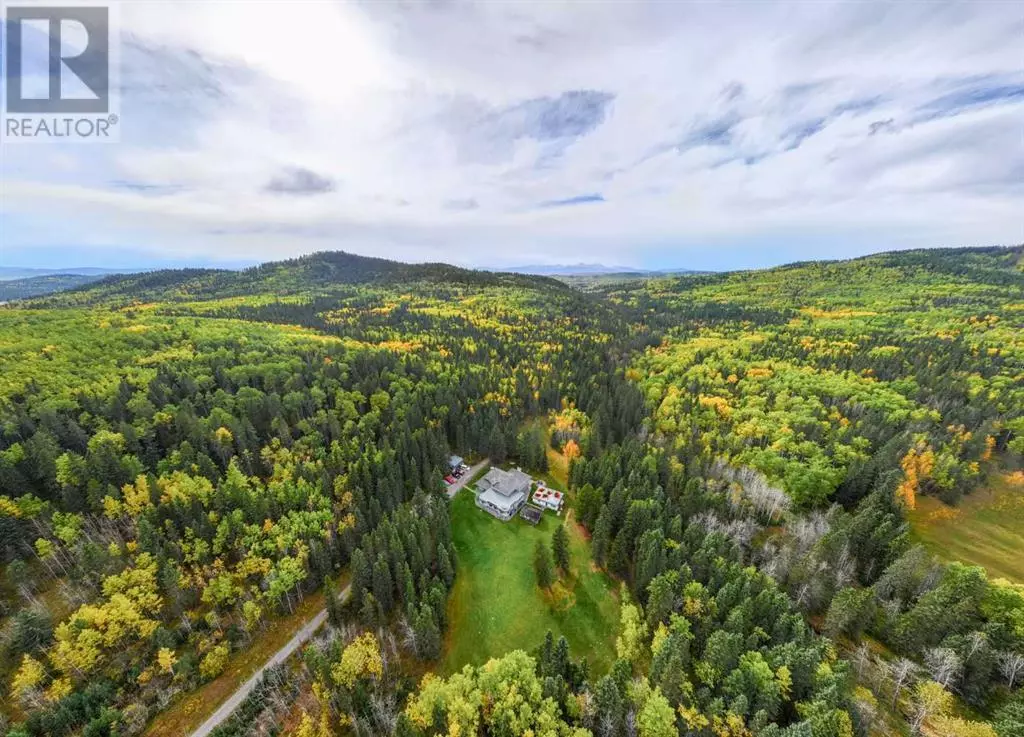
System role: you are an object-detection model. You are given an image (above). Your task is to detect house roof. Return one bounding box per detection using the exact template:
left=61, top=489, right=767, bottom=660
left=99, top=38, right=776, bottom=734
left=477, top=467, right=531, bottom=498
left=449, top=455, right=463, bottom=467
left=478, top=486, right=525, bottom=513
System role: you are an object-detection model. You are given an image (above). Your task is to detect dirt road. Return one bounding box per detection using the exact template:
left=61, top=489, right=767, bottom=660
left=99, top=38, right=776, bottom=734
left=189, top=584, right=351, bottom=737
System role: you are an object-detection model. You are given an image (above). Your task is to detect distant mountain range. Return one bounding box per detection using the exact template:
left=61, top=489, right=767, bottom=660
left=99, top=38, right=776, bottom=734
left=1, top=261, right=705, bottom=282
left=19, top=251, right=572, bottom=307
left=0, top=274, right=115, bottom=301
left=0, top=266, right=132, bottom=281
left=499, top=263, right=637, bottom=276
left=0, top=258, right=715, bottom=301
left=500, top=263, right=706, bottom=276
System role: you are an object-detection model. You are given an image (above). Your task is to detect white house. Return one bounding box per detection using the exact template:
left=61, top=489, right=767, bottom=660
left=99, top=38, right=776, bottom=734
left=475, top=466, right=532, bottom=521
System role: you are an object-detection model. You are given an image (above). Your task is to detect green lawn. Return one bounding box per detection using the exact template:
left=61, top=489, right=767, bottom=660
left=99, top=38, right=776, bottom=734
left=442, top=489, right=620, bottom=676
left=909, top=471, right=1024, bottom=584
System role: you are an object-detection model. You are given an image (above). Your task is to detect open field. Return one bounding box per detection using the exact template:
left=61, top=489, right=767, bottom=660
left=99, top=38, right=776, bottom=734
left=442, top=489, right=620, bottom=675
left=909, top=471, right=1024, bottom=584
left=518, top=415, right=572, bottom=491
left=545, top=444, right=571, bottom=489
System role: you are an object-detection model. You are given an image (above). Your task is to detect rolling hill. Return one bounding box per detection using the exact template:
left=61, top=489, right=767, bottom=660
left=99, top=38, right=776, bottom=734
left=31, top=251, right=571, bottom=308
left=0, top=274, right=107, bottom=301
left=0, top=244, right=1021, bottom=737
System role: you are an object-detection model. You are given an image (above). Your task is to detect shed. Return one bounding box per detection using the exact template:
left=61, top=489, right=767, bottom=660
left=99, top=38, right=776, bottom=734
left=520, top=505, right=543, bottom=525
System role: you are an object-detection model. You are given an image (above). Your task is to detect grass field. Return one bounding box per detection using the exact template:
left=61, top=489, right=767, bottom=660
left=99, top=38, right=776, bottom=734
left=909, top=470, right=1024, bottom=584
left=442, top=489, right=620, bottom=676
left=520, top=415, right=571, bottom=491
left=545, top=444, right=570, bottom=489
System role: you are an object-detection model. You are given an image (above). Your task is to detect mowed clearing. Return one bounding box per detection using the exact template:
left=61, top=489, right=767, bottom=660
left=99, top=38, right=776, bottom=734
left=442, top=489, right=620, bottom=675
left=909, top=470, right=1024, bottom=584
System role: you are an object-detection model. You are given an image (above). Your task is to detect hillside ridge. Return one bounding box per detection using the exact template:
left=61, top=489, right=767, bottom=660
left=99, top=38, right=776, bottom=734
left=27, top=250, right=572, bottom=307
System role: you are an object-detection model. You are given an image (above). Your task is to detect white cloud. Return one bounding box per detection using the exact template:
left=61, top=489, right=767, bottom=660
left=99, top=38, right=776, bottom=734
left=1, top=0, right=1022, bottom=269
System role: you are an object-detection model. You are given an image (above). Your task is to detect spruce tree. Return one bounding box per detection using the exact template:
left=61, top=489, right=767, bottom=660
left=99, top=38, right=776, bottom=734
left=438, top=543, right=455, bottom=587
left=415, top=604, right=441, bottom=660
left=487, top=423, right=507, bottom=464
left=324, top=577, right=344, bottom=628
left=372, top=554, right=394, bottom=613
left=552, top=524, right=570, bottom=575
left=350, top=549, right=370, bottom=609
left=534, top=540, right=555, bottom=590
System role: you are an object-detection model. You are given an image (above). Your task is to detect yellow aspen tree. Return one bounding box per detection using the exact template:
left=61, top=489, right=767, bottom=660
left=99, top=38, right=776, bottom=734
left=930, top=716, right=997, bottom=737
left=290, top=713, right=316, bottom=737
left=331, top=632, right=383, bottom=688
left=44, top=677, right=73, bottom=702
left=615, top=600, right=648, bottom=664
left=157, top=647, right=177, bottom=674
left=897, top=443, right=935, bottom=510
left=199, top=643, right=230, bottom=680
left=11, top=654, right=45, bottom=700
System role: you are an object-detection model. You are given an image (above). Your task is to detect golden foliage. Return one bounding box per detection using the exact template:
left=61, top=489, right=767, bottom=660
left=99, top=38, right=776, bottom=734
left=44, top=676, right=73, bottom=702
left=11, top=654, right=45, bottom=698
left=48, top=553, right=163, bottom=678
left=199, top=643, right=230, bottom=680
left=157, top=647, right=177, bottom=674
left=982, top=434, right=996, bottom=461
left=332, top=632, right=384, bottom=688
left=929, top=716, right=997, bottom=737
left=897, top=443, right=935, bottom=510
left=711, top=712, right=752, bottom=737
left=678, top=704, right=710, bottom=731
left=698, top=394, right=732, bottom=418
left=289, top=711, right=332, bottom=737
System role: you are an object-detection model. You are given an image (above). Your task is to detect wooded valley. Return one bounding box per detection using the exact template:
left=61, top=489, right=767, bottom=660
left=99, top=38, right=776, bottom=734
left=1, top=246, right=1021, bottom=737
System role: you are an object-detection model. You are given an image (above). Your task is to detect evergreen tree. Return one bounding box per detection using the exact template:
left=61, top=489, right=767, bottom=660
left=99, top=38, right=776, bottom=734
left=533, top=540, right=555, bottom=590
left=372, top=555, right=394, bottom=613
left=552, top=524, right=570, bottom=575
left=438, top=543, right=455, bottom=587
left=324, top=577, right=345, bottom=628
left=592, top=674, right=626, bottom=737
left=576, top=483, right=603, bottom=530
left=360, top=592, right=380, bottom=628
left=414, top=604, right=441, bottom=660
left=487, top=422, right=507, bottom=464
left=350, top=549, right=370, bottom=609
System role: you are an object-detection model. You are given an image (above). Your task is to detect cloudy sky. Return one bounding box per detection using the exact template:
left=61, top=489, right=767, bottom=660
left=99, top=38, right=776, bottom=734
left=1, top=0, right=1022, bottom=271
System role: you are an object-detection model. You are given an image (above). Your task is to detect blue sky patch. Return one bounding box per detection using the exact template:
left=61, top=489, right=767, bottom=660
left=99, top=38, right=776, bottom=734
left=538, top=193, right=605, bottom=208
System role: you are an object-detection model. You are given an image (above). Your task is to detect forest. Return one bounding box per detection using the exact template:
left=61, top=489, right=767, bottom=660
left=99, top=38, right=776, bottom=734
left=0, top=246, right=1021, bottom=737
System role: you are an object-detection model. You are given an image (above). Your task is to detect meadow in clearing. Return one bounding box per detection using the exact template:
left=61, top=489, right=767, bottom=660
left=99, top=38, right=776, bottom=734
left=441, top=485, right=620, bottom=675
